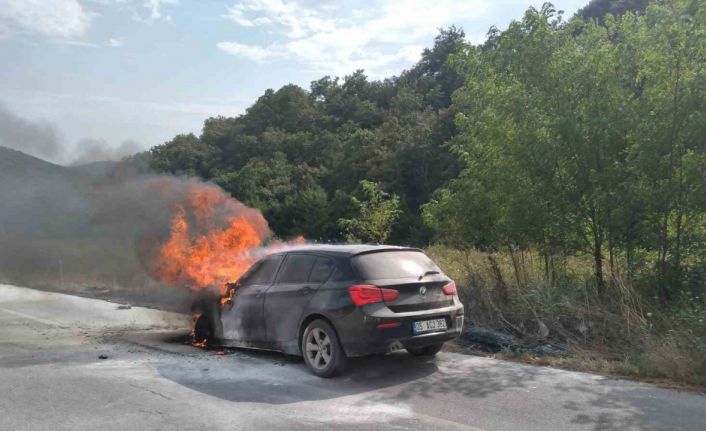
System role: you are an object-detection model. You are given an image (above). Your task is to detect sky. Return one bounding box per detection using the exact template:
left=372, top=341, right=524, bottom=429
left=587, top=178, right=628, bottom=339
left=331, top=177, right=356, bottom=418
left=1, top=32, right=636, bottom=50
left=0, top=0, right=586, bottom=164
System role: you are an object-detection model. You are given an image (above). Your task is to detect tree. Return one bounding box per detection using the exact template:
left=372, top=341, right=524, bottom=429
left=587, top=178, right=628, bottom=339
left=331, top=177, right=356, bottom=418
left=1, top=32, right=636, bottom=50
left=401, top=25, right=467, bottom=109
left=241, top=85, right=317, bottom=134
left=425, top=0, right=706, bottom=297
left=338, top=180, right=401, bottom=243
left=149, top=133, right=211, bottom=177
left=623, top=0, right=706, bottom=300
left=578, top=0, right=652, bottom=21
left=214, top=153, right=330, bottom=239
left=148, top=25, right=469, bottom=245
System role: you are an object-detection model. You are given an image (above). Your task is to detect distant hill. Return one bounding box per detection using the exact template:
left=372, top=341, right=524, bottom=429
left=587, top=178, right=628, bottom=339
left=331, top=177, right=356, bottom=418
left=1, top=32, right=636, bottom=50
left=0, top=146, right=69, bottom=180
left=0, top=146, right=190, bottom=310
left=0, top=146, right=90, bottom=237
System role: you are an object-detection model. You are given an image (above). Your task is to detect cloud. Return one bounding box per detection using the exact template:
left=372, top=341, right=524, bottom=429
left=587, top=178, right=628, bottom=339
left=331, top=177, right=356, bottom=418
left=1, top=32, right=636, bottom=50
left=224, top=0, right=335, bottom=38
left=218, top=0, right=488, bottom=77
left=136, top=0, right=178, bottom=23
left=51, top=39, right=99, bottom=48
left=0, top=0, right=91, bottom=38
left=109, top=37, right=124, bottom=47
left=217, top=41, right=283, bottom=62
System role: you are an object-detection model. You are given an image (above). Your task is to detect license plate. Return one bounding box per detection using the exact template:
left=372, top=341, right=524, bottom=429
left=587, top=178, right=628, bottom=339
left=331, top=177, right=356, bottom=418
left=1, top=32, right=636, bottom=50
left=412, top=318, right=447, bottom=334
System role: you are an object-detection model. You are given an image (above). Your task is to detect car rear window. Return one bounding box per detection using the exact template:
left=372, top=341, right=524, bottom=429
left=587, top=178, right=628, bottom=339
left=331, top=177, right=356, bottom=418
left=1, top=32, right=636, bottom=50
left=309, top=257, right=335, bottom=283
left=351, top=251, right=441, bottom=280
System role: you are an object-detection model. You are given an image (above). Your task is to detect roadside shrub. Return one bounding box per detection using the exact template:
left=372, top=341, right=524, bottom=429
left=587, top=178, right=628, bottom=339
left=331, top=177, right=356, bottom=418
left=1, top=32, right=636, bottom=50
left=426, top=244, right=706, bottom=388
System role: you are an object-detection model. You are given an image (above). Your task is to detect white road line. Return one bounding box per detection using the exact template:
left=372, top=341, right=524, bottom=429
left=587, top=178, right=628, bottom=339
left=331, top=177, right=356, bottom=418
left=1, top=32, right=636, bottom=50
left=0, top=306, right=68, bottom=328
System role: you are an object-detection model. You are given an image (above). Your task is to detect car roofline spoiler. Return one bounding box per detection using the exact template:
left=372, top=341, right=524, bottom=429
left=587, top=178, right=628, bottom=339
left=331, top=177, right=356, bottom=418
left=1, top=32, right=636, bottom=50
left=351, top=247, right=424, bottom=257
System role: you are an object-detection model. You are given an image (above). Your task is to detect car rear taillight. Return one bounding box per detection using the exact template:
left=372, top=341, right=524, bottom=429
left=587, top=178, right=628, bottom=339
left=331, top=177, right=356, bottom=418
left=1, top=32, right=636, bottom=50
left=377, top=322, right=401, bottom=329
left=442, top=280, right=457, bottom=296
left=381, top=288, right=399, bottom=302
left=348, top=285, right=399, bottom=306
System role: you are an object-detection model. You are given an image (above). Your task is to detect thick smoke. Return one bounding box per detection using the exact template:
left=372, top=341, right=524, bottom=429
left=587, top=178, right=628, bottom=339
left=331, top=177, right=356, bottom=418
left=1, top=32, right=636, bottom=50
left=0, top=103, right=275, bottom=310
left=71, top=138, right=143, bottom=165
left=0, top=102, right=62, bottom=161
left=0, top=145, right=272, bottom=311
left=0, top=103, right=144, bottom=165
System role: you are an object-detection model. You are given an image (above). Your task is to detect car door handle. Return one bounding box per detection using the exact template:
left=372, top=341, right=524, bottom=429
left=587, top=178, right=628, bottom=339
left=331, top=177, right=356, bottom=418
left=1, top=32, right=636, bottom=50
left=299, top=286, right=313, bottom=295
left=255, top=289, right=264, bottom=298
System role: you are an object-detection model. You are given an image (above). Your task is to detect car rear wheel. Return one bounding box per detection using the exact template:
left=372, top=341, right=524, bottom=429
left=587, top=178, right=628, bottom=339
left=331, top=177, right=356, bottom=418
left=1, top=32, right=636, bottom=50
left=407, top=343, right=444, bottom=357
left=302, top=319, right=347, bottom=377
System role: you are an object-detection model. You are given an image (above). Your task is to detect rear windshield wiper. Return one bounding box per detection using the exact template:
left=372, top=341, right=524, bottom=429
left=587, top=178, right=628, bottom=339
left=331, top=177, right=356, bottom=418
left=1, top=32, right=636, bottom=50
left=418, top=270, right=440, bottom=280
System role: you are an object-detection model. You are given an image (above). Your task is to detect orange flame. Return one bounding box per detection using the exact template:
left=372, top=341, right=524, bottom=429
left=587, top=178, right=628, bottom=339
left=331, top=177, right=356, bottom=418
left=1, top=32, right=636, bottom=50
left=149, top=183, right=270, bottom=295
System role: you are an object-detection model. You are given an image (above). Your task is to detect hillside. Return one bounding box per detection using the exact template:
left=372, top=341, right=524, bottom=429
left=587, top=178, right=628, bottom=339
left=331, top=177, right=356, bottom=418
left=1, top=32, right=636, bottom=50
left=0, top=145, right=69, bottom=179
left=0, top=146, right=90, bottom=237
left=0, top=145, right=191, bottom=310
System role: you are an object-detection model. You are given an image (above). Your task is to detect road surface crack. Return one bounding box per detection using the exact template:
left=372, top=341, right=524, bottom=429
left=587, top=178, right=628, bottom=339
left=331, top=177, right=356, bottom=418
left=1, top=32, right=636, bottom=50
left=128, top=383, right=174, bottom=400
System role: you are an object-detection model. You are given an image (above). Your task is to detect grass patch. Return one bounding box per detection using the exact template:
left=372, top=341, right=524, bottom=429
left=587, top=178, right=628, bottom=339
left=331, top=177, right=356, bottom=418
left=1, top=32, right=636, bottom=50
left=427, top=245, right=706, bottom=390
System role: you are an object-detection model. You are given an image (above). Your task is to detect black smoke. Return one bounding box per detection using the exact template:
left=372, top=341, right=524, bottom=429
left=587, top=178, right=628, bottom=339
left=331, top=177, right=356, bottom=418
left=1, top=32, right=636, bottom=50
left=0, top=145, right=271, bottom=311
left=0, top=103, right=145, bottom=165
left=0, top=102, right=62, bottom=162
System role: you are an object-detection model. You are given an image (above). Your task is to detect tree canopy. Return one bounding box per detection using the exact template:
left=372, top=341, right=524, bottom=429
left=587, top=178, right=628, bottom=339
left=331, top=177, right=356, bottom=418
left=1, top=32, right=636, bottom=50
left=424, top=0, right=706, bottom=298
left=148, top=0, right=706, bottom=301
left=148, top=26, right=467, bottom=245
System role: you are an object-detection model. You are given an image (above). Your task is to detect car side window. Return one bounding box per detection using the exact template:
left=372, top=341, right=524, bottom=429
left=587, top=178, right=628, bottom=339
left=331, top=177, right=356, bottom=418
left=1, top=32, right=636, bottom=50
left=331, top=261, right=355, bottom=281
left=236, top=261, right=262, bottom=287
left=276, top=254, right=317, bottom=284
left=309, top=257, right=335, bottom=283
left=239, top=255, right=283, bottom=287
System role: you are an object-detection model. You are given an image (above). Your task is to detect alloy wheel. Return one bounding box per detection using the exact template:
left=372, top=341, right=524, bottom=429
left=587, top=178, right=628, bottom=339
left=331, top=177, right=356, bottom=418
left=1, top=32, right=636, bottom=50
left=305, top=327, right=332, bottom=370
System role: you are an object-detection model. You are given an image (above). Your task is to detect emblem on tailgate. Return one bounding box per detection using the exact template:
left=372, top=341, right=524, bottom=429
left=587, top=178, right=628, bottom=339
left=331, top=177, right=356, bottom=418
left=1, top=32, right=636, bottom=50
left=419, top=286, right=427, bottom=296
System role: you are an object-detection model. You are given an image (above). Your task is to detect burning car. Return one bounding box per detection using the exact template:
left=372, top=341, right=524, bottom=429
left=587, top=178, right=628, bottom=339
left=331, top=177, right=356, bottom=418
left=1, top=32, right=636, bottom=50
left=193, top=244, right=464, bottom=377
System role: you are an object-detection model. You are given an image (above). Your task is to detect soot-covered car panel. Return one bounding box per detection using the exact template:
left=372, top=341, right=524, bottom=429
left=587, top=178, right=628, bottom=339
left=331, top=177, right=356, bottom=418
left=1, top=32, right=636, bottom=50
left=197, top=245, right=464, bottom=377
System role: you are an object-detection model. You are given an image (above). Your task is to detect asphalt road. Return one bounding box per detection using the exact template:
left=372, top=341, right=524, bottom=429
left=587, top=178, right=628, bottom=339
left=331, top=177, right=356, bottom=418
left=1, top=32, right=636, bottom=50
left=1, top=283, right=704, bottom=431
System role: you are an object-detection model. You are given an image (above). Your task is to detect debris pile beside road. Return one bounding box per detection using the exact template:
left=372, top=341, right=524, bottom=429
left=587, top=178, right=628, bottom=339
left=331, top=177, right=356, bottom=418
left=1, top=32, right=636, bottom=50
left=460, top=326, right=518, bottom=350
left=459, top=324, right=567, bottom=358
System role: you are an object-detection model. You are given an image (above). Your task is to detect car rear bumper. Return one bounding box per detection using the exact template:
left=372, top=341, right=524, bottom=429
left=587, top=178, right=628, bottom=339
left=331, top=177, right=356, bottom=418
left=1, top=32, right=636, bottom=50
left=336, top=301, right=464, bottom=357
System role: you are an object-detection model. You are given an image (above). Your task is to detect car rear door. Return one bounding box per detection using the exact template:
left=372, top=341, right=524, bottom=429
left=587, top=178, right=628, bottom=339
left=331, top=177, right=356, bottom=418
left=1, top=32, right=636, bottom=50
left=220, top=254, right=283, bottom=344
left=264, top=254, right=335, bottom=348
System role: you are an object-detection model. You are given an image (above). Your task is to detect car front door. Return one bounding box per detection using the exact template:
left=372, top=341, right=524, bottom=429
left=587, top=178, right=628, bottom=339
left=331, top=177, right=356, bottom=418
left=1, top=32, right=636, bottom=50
left=220, top=254, right=283, bottom=345
left=264, top=254, right=335, bottom=351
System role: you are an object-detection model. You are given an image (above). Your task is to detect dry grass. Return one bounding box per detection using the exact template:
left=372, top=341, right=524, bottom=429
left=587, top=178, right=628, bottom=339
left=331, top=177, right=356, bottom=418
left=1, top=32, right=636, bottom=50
left=427, top=245, right=706, bottom=390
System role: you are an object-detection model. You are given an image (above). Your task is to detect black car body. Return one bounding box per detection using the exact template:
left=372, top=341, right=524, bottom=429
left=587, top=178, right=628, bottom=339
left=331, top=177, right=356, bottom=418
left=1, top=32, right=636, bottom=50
left=195, top=245, right=464, bottom=376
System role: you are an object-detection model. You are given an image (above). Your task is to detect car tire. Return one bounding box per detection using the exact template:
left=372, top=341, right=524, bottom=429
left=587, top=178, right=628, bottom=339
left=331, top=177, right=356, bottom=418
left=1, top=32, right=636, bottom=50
left=193, top=314, right=212, bottom=345
left=302, top=319, right=348, bottom=378
left=407, top=343, right=444, bottom=357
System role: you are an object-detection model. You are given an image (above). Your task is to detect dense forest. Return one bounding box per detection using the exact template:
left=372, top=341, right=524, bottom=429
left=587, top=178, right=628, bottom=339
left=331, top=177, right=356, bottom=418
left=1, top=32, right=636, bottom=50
left=148, top=0, right=704, bottom=299
left=144, top=0, right=706, bottom=384
left=148, top=25, right=466, bottom=246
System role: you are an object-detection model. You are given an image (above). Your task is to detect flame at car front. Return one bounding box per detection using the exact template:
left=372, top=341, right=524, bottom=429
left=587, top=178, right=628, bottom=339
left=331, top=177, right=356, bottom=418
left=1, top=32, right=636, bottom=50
left=145, top=182, right=306, bottom=303
left=147, top=183, right=269, bottom=296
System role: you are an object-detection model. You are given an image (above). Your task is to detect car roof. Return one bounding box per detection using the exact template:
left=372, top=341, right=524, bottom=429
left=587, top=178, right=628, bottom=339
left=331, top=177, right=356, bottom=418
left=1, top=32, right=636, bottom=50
left=269, top=244, right=422, bottom=257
